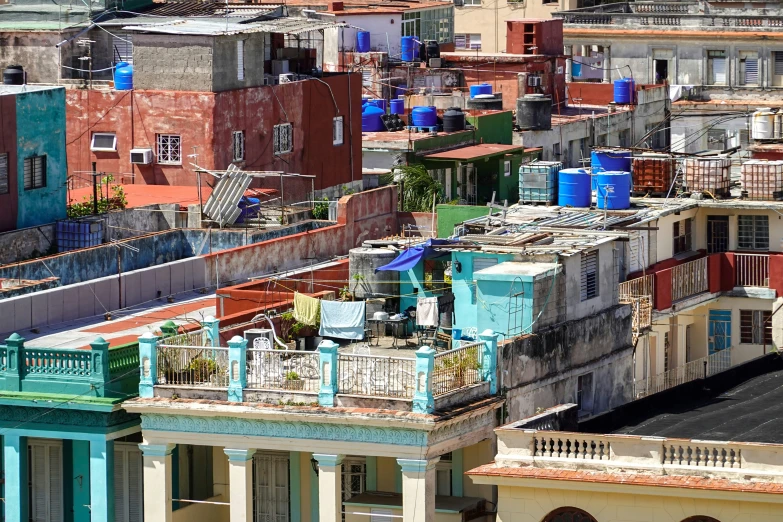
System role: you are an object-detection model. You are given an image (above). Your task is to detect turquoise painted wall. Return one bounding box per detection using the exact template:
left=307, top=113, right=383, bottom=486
left=452, top=252, right=513, bottom=332
left=435, top=205, right=489, bottom=238
left=64, top=440, right=92, bottom=522
left=400, top=263, right=428, bottom=317
left=14, top=87, right=67, bottom=229
left=476, top=277, right=531, bottom=338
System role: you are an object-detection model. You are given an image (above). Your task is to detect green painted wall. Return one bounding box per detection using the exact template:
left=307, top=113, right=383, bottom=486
left=467, top=111, right=513, bottom=145
left=14, top=87, right=67, bottom=229
left=436, top=205, right=488, bottom=237
left=69, top=440, right=92, bottom=522
left=411, top=130, right=473, bottom=154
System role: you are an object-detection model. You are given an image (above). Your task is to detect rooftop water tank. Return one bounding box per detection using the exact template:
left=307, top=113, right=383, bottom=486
left=558, top=168, right=591, bottom=208
left=411, top=106, right=437, bottom=127
left=632, top=154, right=674, bottom=194
left=362, top=105, right=386, bottom=132
left=115, top=62, right=133, bottom=90
left=519, top=161, right=561, bottom=204
left=443, top=107, right=466, bottom=133
left=426, top=40, right=440, bottom=59
left=390, top=98, right=405, bottom=115
left=595, top=171, right=631, bottom=210
left=2, top=65, right=24, bottom=85
left=401, top=36, right=418, bottom=62
left=684, top=157, right=731, bottom=196
left=516, top=94, right=552, bottom=131
left=356, top=31, right=371, bottom=53
left=349, top=248, right=400, bottom=299
left=369, top=99, right=386, bottom=112
left=613, top=77, right=635, bottom=104
left=467, top=96, right=503, bottom=111
left=752, top=110, right=774, bottom=140
left=591, top=149, right=631, bottom=173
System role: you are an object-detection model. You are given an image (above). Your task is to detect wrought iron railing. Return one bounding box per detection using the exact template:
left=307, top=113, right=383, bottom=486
left=634, top=347, right=732, bottom=399
left=432, top=341, right=484, bottom=396
left=670, top=257, right=708, bottom=302
left=735, top=253, right=769, bottom=287
left=618, top=274, right=654, bottom=302
left=160, top=329, right=211, bottom=347
left=246, top=349, right=320, bottom=393
left=337, top=353, right=416, bottom=399
left=156, top=346, right=229, bottom=387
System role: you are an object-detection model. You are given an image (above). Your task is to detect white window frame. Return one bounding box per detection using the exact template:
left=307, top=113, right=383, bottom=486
left=707, top=49, right=727, bottom=86
left=29, top=439, right=64, bottom=522
left=114, top=443, right=144, bottom=522
left=580, top=249, right=599, bottom=301
left=232, top=131, right=245, bottom=162
left=156, top=134, right=182, bottom=165
left=462, top=0, right=480, bottom=6
left=333, top=116, right=344, bottom=146
left=237, top=40, right=245, bottom=81
left=738, top=50, right=759, bottom=86
left=273, top=123, right=293, bottom=155
left=503, top=160, right=511, bottom=177
left=455, top=33, right=481, bottom=50
left=91, top=132, right=118, bottom=152
left=341, top=457, right=366, bottom=501
left=774, top=52, right=783, bottom=87
left=0, top=152, right=8, bottom=195
left=23, top=155, right=46, bottom=190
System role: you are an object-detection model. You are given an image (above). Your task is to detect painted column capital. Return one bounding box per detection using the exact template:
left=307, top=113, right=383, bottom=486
left=479, top=329, right=499, bottom=395
left=4, top=333, right=25, bottom=391
left=412, top=346, right=435, bottom=414
left=396, top=457, right=440, bottom=474
left=224, top=448, right=256, bottom=462
left=228, top=335, right=248, bottom=403
left=202, top=316, right=220, bottom=347
left=312, top=453, right=345, bottom=468
left=138, top=332, right=160, bottom=398
left=89, top=336, right=110, bottom=393
left=138, top=443, right=176, bottom=457
left=318, top=340, right=339, bottom=407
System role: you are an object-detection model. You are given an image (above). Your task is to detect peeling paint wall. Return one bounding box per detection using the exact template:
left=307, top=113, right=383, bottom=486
left=0, top=92, right=17, bottom=232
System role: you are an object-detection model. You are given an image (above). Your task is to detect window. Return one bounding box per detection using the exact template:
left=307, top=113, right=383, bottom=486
left=342, top=458, right=366, bottom=501
left=29, top=440, right=63, bottom=522
left=273, top=123, right=293, bottom=155
left=504, top=160, right=511, bottom=177
left=114, top=443, right=143, bottom=522
left=91, top=132, right=117, bottom=152
left=552, top=142, right=561, bottom=160
left=707, top=128, right=727, bottom=151
left=405, top=8, right=454, bottom=44
left=738, top=215, right=769, bottom=250
left=0, top=153, right=8, bottom=195
left=672, top=219, right=692, bottom=255
left=543, top=0, right=558, bottom=4
left=707, top=50, right=727, bottom=85
left=232, top=131, right=245, bottom=162
left=739, top=51, right=759, bottom=86
left=455, top=34, right=481, bottom=50
left=177, top=445, right=214, bottom=507
left=23, top=155, right=46, bottom=190
left=461, top=0, right=480, bottom=5
left=577, top=373, right=594, bottom=413
left=473, top=256, right=498, bottom=273
left=333, top=116, right=344, bottom=146
left=436, top=453, right=452, bottom=496
left=112, top=32, right=133, bottom=64
left=156, top=134, right=181, bottom=165
left=580, top=250, right=598, bottom=301
left=237, top=40, right=245, bottom=81
left=619, top=129, right=630, bottom=148
left=774, top=52, right=783, bottom=87
left=429, top=168, right=452, bottom=199
left=740, top=310, right=772, bottom=345
left=253, top=452, right=289, bottom=522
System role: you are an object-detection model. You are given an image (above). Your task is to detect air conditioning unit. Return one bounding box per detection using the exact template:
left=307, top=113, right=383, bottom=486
left=130, top=148, right=153, bottom=165
left=244, top=328, right=275, bottom=349
left=262, top=76, right=272, bottom=86
left=528, top=76, right=542, bottom=87
left=279, top=73, right=295, bottom=84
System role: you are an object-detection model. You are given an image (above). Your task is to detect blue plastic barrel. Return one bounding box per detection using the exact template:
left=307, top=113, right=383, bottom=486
left=356, top=31, right=371, bottom=53
left=558, top=168, right=592, bottom=207
left=478, top=83, right=492, bottom=96
left=591, top=149, right=632, bottom=173
left=401, top=36, right=417, bottom=62
left=572, top=61, right=582, bottom=77
left=369, top=99, right=386, bottom=112
left=390, top=99, right=404, bottom=115
left=411, top=106, right=437, bottom=127
left=114, top=62, right=133, bottom=90
left=362, top=105, right=385, bottom=132
left=595, top=171, right=631, bottom=210
left=613, top=77, right=635, bottom=104
left=469, top=85, right=482, bottom=98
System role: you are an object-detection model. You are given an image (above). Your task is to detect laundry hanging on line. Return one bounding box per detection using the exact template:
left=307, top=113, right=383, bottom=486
left=293, top=292, right=321, bottom=327
left=416, top=297, right=439, bottom=327
left=320, top=300, right=366, bottom=340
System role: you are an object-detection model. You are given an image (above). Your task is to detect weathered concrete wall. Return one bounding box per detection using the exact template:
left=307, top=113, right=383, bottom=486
left=502, top=304, right=634, bottom=422
left=0, top=224, right=56, bottom=264
left=0, top=32, right=66, bottom=83
left=212, top=34, right=267, bottom=91
left=132, top=34, right=216, bottom=92
left=397, top=212, right=435, bottom=238
left=562, top=241, right=619, bottom=323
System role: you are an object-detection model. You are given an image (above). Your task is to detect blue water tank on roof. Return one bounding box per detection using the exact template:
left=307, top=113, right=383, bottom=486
left=558, top=168, right=592, bottom=208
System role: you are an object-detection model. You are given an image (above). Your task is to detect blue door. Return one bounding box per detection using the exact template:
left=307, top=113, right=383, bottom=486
left=709, top=310, right=732, bottom=354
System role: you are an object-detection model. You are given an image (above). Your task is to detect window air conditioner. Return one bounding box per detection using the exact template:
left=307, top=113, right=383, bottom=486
left=130, top=148, right=153, bottom=165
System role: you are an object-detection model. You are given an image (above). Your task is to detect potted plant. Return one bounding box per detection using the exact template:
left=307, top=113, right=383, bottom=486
left=284, top=371, right=304, bottom=390
left=442, top=352, right=481, bottom=388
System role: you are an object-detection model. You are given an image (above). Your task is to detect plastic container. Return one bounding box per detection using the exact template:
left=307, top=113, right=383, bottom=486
left=356, top=31, right=371, bottom=53
left=595, top=171, right=631, bottom=210
left=558, top=168, right=592, bottom=207
left=613, top=77, right=635, bottom=104
left=362, top=105, right=386, bottom=132
left=752, top=110, right=774, bottom=140
left=443, top=107, right=466, bottom=133
left=632, top=154, right=674, bottom=194
left=591, top=149, right=631, bottom=190
left=741, top=160, right=783, bottom=200
left=369, top=99, right=386, bottom=112
left=571, top=61, right=582, bottom=77
left=3, top=65, right=24, bottom=86
left=236, top=197, right=260, bottom=223
left=519, top=161, right=561, bottom=204
left=114, top=62, right=133, bottom=90
left=401, top=36, right=418, bottom=62
left=411, top=106, right=437, bottom=127
left=684, top=157, right=731, bottom=196
left=56, top=219, right=104, bottom=252
left=390, top=99, right=405, bottom=115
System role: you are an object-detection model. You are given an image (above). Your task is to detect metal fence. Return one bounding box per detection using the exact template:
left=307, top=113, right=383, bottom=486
left=735, top=253, right=770, bottom=287
left=156, top=346, right=229, bottom=387
left=160, top=330, right=211, bottom=347
left=670, top=257, right=708, bottom=302
left=432, top=341, right=484, bottom=397
left=246, top=349, right=320, bottom=392
left=618, top=274, right=654, bottom=302
left=635, top=347, right=732, bottom=399
left=337, top=354, right=416, bottom=399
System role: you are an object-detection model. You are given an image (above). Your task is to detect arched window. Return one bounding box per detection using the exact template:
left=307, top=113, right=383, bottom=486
left=542, top=507, right=598, bottom=522
left=682, top=518, right=721, bottom=522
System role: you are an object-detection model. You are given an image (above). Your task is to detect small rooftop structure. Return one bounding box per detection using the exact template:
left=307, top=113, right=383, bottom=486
left=424, top=144, right=532, bottom=161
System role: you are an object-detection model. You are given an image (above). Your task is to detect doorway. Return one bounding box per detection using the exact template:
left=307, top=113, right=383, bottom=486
left=654, top=59, right=669, bottom=84
left=708, top=309, right=732, bottom=355
left=707, top=216, right=729, bottom=253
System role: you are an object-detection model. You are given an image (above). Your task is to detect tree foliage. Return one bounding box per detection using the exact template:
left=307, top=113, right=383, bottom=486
left=396, top=164, right=443, bottom=213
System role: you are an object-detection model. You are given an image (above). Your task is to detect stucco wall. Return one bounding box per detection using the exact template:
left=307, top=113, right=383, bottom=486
left=0, top=93, right=18, bottom=232
left=562, top=241, right=619, bottom=322
left=132, top=34, right=217, bottom=92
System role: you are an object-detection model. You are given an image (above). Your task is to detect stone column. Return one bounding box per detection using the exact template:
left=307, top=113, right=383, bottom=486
left=397, top=457, right=440, bottom=522
left=318, top=340, right=339, bottom=407
left=4, top=434, right=28, bottom=522
left=603, top=45, right=612, bottom=83
left=224, top=449, right=256, bottom=522
left=412, top=346, right=435, bottom=414
left=227, top=335, right=248, bottom=402
left=139, top=443, right=175, bottom=522
left=313, top=453, right=344, bottom=522
left=91, top=439, right=116, bottom=522
left=565, top=44, right=574, bottom=83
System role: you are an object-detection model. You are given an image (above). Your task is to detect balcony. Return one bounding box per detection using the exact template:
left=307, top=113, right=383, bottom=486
left=140, top=326, right=497, bottom=414
left=634, top=346, right=732, bottom=399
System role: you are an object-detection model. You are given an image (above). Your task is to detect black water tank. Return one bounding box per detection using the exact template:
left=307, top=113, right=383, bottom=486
left=443, top=107, right=466, bottom=133
left=426, top=40, right=440, bottom=59
left=516, top=94, right=552, bottom=130
left=467, top=95, right=503, bottom=111
left=3, top=65, right=24, bottom=85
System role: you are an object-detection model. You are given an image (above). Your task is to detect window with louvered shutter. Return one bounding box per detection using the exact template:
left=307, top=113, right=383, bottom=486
left=0, top=153, right=8, bottom=194
left=115, top=444, right=144, bottom=522
left=333, top=117, right=344, bottom=146
left=580, top=250, right=599, bottom=301
left=115, top=448, right=127, bottom=522
left=775, top=52, right=783, bottom=76
left=113, top=32, right=133, bottom=64
left=30, top=440, right=63, bottom=522
left=237, top=40, right=245, bottom=81
left=24, top=155, right=46, bottom=190
left=740, top=52, right=759, bottom=85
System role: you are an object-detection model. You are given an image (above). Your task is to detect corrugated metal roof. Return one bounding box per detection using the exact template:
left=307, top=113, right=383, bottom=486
left=122, top=16, right=346, bottom=35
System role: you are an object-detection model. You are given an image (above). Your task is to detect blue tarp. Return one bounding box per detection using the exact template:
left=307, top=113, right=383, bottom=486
left=375, top=239, right=453, bottom=272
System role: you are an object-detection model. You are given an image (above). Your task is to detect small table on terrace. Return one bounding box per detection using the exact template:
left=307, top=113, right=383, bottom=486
left=366, top=317, right=410, bottom=348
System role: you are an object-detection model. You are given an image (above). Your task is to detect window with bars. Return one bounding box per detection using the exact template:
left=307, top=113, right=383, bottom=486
left=24, top=155, right=46, bottom=190
left=156, top=134, right=181, bottom=165
left=273, top=123, right=293, bottom=155
left=342, top=458, right=366, bottom=501
left=774, top=52, right=783, bottom=87
left=707, top=50, right=727, bottom=85
left=580, top=250, right=598, bottom=301
left=232, top=131, right=245, bottom=162
left=0, top=153, right=8, bottom=195
left=114, top=443, right=144, bottom=522
left=740, top=309, right=772, bottom=345
left=739, top=51, right=759, bottom=86
left=253, top=452, right=289, bottom=522
left=455, top=34, right=481, bottom=50
left=333, top=116, right=344, bottom=146
left=672, top=218, right=692, bottom=255
left=738, top=215, right=769, bottom=250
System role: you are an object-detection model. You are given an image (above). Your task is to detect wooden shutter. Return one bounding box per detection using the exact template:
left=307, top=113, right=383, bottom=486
left=775, top=53, right=783, bottom=76
left=128, top=448, right=143, bottom=522
left=581, top=250, right=599, bottom=301
left=49, top=444, right=63, bottom=522
left=115, top=448, right=128, bottom=522
left=0, top=153, right=8, bottom=194
left=31, top=441, right=63, bottom=522
left=31, top=444, right=48, bottom=522
left=254, top=452, right=290, bottom=522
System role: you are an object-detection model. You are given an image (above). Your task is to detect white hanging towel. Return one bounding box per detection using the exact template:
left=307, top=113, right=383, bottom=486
left=416, top=297, right=439, bottom=327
